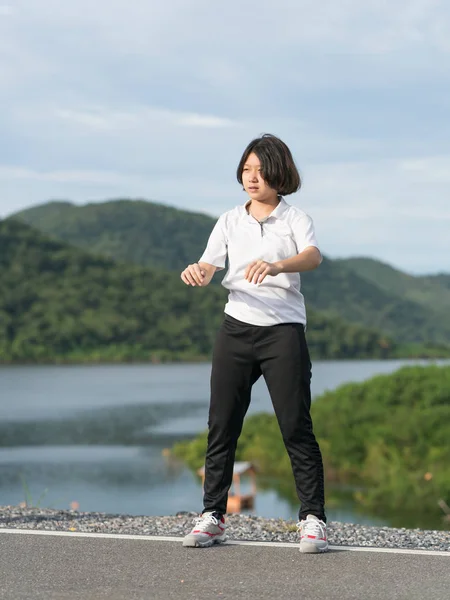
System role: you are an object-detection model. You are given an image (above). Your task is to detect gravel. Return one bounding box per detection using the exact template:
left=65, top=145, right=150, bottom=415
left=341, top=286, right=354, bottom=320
left=1, top=506, right=449, bottom=552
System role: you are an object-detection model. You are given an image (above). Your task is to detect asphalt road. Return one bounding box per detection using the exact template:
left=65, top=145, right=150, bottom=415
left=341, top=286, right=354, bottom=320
left=0, top=532, right=449, bottom=600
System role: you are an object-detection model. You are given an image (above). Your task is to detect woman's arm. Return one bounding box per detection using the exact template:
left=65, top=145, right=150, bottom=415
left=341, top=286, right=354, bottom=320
left=244, top=247, right=322, bottom=284
left=198, top=262, right=218, bottom=285
left=274, top=246, right=322, bottom=273
left=181, top=214, right=227, bottom=287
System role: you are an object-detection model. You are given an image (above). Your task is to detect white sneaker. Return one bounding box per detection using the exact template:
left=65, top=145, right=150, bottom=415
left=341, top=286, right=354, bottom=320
left=298, top=514, right=328, bottom=553
left=182, top=511, right=227, bottom=548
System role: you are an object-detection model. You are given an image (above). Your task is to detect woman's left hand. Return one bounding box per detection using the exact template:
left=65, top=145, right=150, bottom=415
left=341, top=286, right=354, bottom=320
left=244, top=260, right=282, bottom=284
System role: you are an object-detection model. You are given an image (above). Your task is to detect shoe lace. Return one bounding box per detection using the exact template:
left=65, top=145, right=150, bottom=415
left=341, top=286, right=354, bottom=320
left=297, top=518, right=326, bottom=538
left=194, top=513, right=219, bottom=530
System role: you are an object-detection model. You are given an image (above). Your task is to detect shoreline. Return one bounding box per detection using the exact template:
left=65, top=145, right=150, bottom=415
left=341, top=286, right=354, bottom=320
left=1, top=356, right=450, bottom=367
left=1, top=506, right=448, bottom=552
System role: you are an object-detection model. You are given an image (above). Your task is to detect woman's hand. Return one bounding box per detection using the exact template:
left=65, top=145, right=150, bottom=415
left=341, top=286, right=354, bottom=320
left=244, top=260, right=281, bottom=284
left=181, top=262, right=218, bottom=286
left=181, top=263, right=206, bottom=286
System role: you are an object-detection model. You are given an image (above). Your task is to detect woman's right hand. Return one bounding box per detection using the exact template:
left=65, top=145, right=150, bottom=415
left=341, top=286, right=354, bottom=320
left=180, top=263, right=206, bottom=286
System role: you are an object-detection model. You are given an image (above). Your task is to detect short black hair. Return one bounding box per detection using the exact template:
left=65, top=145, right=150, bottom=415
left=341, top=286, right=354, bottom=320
left=236, top=133, right=301, bottom=195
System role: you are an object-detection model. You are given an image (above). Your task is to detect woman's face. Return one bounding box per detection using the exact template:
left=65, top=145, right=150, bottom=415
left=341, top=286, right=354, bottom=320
left=241, top=152, right=278, bottom=202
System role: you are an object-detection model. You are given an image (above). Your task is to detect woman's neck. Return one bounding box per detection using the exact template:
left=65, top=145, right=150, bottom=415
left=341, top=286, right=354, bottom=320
left=247, top=196, right=280, bottom=220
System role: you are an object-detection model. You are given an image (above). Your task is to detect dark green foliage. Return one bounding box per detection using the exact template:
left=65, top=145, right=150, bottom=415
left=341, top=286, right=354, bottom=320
left=0, top=219, right=225, bottom=362
left=311, top=365, right=450, bottom=513
left=12, top=199, right=450, bottom=346
left=305, top=311, right=395, bottom=359
left=0, top=219, right=406, bottom=362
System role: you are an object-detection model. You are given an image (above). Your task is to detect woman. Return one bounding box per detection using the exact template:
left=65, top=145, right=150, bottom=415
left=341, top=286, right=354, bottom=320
left=180, top=134, right=327, bottom=553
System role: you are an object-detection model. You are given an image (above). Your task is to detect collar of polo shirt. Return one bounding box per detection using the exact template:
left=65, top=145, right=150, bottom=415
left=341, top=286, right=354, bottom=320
left=243, top=196, right=288, bottom=223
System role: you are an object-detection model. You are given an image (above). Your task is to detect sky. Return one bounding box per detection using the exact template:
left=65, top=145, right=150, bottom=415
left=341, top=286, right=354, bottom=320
left=1, top=1, right=449, bottom=274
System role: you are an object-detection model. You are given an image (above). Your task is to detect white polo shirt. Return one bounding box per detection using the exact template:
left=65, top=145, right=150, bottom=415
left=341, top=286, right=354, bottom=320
left=199, top=197, right=321, bottom=326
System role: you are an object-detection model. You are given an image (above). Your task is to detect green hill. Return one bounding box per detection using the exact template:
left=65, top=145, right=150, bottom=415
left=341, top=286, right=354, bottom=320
left=337, top=257, right=450, bottom=315
left=423, top=273, right=450, bottom=291
left=12, top=199, right=215, bottom=272
left=11, top=199, right=450, bottom=347
left=301, top=257, right=450, bottom=345
left=0, top=219, right=399, bottom=363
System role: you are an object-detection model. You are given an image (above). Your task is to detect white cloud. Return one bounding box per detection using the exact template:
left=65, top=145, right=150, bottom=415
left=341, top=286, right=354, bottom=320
left=0, top=4, right=13, bottom=15
left=0, top=165, right=142, bottom=186
left=3, top=0, right=450, bottom=101
left=55, top=106, right=238, bottom=132
left=15, top=0, right=450, bottom=55
left=296, top=155, right=450, bottom=271
left=55, top=108, right=132, bottom=132
left=303, top=155, right=450, bottom=219
left=1, top=1, right=450, bottom=273
left=177, top=114, right=236, bottom=129
left=399, top=156, right=450, bottom=183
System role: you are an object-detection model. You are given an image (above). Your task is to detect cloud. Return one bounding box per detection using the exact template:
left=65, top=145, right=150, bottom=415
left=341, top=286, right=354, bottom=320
left=55, top=106, right=238, bottom=132
left=176, top=114, right=236, bottom=129
left=297, top=155, right=450, bottom=272
left=4, top=0, right=450, bottom=104
left=15, top=0, right=450, bottom=55
left=399, top=156, right=450, bottom=184
left=1, top=1, right=450, bottom=274
left=0, top=165, right=141, bottom=186
left=0, top=5, right=13, bottom=16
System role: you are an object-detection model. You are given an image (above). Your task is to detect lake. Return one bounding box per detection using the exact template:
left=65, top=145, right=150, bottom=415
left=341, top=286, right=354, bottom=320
left=0, top=359, right=448, bottom=527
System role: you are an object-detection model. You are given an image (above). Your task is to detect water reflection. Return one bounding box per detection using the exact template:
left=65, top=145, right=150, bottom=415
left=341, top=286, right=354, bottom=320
left=0, top=401, right=205, bottom=447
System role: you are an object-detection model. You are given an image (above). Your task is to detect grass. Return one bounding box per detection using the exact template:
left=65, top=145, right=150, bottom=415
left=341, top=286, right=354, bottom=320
left=19, top=474, right=50, bottom=508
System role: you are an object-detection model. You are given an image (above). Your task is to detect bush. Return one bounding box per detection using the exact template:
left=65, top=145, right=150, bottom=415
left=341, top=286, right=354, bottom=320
left=311, top=365, right=450, bottom=513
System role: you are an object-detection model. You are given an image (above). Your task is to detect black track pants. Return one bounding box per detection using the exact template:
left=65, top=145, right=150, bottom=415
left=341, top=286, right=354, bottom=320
left=202, top=314, right=326, bottom=522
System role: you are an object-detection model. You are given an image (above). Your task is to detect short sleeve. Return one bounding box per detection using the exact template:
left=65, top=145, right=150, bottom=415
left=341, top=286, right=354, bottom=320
left=292, top=213, right=322, bottom=262
left=198, top=214, right=228, bottom=269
